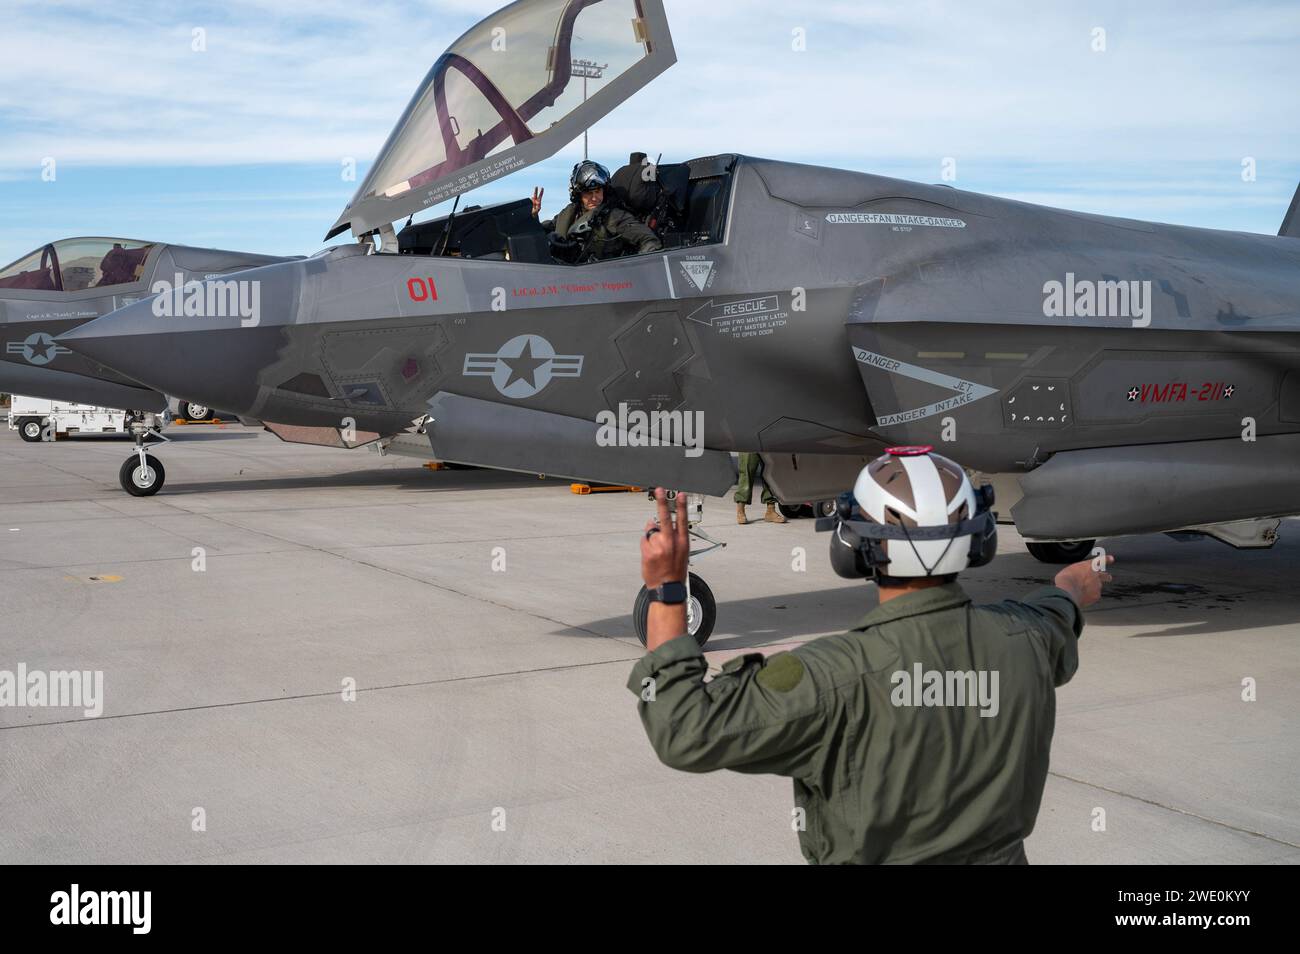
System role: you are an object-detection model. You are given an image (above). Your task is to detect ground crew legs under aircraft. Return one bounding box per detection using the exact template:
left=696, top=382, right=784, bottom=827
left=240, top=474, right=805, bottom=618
left=734, top=451, right=785, bottom=525
left=630, top=448, right=1114, bottom=864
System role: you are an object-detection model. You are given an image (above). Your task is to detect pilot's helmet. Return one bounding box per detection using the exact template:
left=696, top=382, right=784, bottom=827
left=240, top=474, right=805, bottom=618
left=570, top=161, right=611, bottom=201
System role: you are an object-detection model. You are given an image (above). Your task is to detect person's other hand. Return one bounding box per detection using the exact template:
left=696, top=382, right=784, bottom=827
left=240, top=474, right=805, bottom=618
left=1054, top=554, right=1115, bottom=608
left=641, top=488, right=690, bottom=590
left=531, top=186, right=544, bottom=218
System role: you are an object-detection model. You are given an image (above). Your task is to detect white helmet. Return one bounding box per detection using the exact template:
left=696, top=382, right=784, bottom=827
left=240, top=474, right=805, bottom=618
left=840, top=446, right=993, bottom=579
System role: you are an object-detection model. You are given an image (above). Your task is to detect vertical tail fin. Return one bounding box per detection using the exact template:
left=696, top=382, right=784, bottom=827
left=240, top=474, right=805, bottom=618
left=1281, top=181, right=1300, bottom=237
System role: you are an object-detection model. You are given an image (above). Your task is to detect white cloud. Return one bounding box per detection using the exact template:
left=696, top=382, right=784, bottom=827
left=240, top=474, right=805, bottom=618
left=1, top=0, right=1297, bottom=171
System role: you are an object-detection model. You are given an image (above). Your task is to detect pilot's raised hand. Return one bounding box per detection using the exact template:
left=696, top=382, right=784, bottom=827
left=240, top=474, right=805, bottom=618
left=531, top=186, right=544, bottom=218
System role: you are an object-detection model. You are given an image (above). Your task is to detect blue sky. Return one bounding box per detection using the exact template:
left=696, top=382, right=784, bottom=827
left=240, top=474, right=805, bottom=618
left=2, top=0, right=1298, bottom=265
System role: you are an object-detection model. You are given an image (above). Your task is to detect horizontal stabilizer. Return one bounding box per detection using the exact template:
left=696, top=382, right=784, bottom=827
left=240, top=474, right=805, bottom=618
left=426, top=392, right=737, bottom=496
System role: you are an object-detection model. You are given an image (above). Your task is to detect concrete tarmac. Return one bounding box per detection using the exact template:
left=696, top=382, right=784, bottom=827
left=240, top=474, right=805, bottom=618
left=1, top=424, right=1296, bottom=863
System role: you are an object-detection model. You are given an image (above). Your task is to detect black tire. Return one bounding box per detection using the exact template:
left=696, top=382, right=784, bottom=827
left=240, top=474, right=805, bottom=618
left=1026, top=540, right=1096, bottom=564
left=633, top=572, right=718, bottom=649
left=18, top=418, right=44, bottom=442
left=817, top=499, right=836, bottom=518
left=119, top=454, right=166, bottom=496
left=778, top=503, right=803, bottom=520
left=180, top=402, right=213, bottom=422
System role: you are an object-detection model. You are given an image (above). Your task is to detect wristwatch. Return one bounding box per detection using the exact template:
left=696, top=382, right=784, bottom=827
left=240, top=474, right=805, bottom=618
left=646, top=581, right=688, bottom=605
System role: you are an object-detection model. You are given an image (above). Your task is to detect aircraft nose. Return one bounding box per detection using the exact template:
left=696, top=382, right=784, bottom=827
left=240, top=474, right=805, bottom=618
left=57, top=263, right=300, bottom=417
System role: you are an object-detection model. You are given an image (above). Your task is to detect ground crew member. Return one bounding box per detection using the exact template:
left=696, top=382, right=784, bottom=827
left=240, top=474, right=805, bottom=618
left=531, top=160, right=662, bottom=262
left=734, top=451, right=785, bottom=524
left=629, top=446, right=1113, bottom=864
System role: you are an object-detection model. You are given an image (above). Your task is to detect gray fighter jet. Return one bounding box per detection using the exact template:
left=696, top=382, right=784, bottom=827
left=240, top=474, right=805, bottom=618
left=0, top=237, right=289, bottom=484
left=60, top=0, right=1300, bottom=572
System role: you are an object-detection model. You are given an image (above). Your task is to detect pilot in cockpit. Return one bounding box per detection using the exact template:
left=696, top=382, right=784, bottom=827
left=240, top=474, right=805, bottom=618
left=531, top=160, right=662, bottom=264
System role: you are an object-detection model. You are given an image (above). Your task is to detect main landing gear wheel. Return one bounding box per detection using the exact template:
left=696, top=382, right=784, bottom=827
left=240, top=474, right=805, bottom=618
left=633, top=572, right=717, bottom=649
left=19, top=418, right=44, bottom=442
left=119, top=454, right=166, bottom=496
left=1026, top=539, right=1096, bottom=564
left=179, top=402, right=212, bottom=422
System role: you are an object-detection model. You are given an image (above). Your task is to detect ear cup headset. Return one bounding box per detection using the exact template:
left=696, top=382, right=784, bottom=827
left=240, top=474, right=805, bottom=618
left=814, top=446, right=997, bottom=581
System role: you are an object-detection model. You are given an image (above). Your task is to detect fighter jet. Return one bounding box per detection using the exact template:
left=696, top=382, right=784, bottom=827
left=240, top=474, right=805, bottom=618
left=60, top=0, right=1300, bottom=573
left=1, top=236, right=290, bottom=446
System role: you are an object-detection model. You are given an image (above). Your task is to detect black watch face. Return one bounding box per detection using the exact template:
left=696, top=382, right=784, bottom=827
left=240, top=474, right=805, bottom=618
left=657, top=582, right=688, bottom=604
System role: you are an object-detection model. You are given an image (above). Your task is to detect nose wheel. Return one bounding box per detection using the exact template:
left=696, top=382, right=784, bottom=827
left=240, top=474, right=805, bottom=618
left=633, top=572, right=717, bottom=648
left=118, top=412, right=169, bottom=496
left=632, top=507, right=725, bottom=649
left=119, top=450, right=166, bottom=496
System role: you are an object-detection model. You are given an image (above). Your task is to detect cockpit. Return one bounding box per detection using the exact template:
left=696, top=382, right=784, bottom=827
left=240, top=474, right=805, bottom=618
left=0, top=238, right=155, bottom=292
left=395, top=153, right=736, bottom=263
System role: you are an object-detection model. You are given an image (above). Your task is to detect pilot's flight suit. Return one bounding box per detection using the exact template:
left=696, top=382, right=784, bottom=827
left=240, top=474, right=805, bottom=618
left=546, top=201, right=662, bottom=260
left=628, top=582, right=1083, bottom=864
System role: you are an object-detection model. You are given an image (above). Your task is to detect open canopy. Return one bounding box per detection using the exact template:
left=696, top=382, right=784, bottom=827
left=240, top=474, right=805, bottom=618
left=327, top=0, right=675, bottom=240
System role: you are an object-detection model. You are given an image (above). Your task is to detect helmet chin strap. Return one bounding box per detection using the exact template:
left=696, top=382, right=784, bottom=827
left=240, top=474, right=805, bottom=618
left=896, top=519, right=957, bottom=578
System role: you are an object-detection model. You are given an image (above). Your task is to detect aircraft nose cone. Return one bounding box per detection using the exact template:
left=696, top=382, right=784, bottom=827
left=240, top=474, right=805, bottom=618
left=57, top=262, right=300, bottom=417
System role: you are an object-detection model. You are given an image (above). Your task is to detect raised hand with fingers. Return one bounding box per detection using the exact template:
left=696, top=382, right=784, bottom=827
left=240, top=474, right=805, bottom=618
left=640, top=488, right=691, bottom=649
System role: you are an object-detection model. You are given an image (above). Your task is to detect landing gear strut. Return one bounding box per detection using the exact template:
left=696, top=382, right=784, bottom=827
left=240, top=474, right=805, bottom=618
left=633, top=495, right=725, bottom=649
left=118, top=413, right=168, bottom=496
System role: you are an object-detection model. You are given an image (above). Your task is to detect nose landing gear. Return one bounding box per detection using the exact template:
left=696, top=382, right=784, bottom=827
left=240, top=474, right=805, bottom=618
left=633, top=498, right=725, bottom=648
left=118, top=413, right=169, bottom=496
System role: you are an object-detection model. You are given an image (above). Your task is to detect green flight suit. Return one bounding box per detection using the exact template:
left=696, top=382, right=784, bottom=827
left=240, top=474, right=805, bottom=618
left=734, top=452, right=777, bottom=505
left=627, top=582, right=1083, bottom=864
left=546, top=201, right=662, bottom=261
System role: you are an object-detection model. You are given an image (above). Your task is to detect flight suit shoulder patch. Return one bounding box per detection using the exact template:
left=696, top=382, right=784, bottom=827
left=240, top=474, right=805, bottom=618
left=755, top=652, right=806, bottom=693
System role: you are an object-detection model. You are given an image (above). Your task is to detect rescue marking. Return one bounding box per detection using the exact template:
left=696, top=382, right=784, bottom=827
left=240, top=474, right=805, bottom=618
left=687, top=295, right=780, bottom=325
left=688, top=295, right=788, bottom=338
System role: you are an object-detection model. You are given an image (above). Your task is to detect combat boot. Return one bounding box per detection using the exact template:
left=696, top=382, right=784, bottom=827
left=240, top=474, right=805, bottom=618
left=764, top=503, right=787, bottom=524
left=736, top=503, right=748, bottom=525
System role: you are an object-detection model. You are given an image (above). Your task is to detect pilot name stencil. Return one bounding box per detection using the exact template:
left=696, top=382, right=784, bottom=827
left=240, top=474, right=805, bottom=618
left=853, top=348, right=998, bottom=427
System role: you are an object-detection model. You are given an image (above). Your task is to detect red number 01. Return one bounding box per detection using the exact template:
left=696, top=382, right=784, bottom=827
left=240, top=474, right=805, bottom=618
left=407, top=277, right=438, bottom=301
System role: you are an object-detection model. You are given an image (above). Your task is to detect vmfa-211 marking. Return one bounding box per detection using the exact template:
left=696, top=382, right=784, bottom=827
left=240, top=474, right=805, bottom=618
left=59, top=0, right=1300, bottom=559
